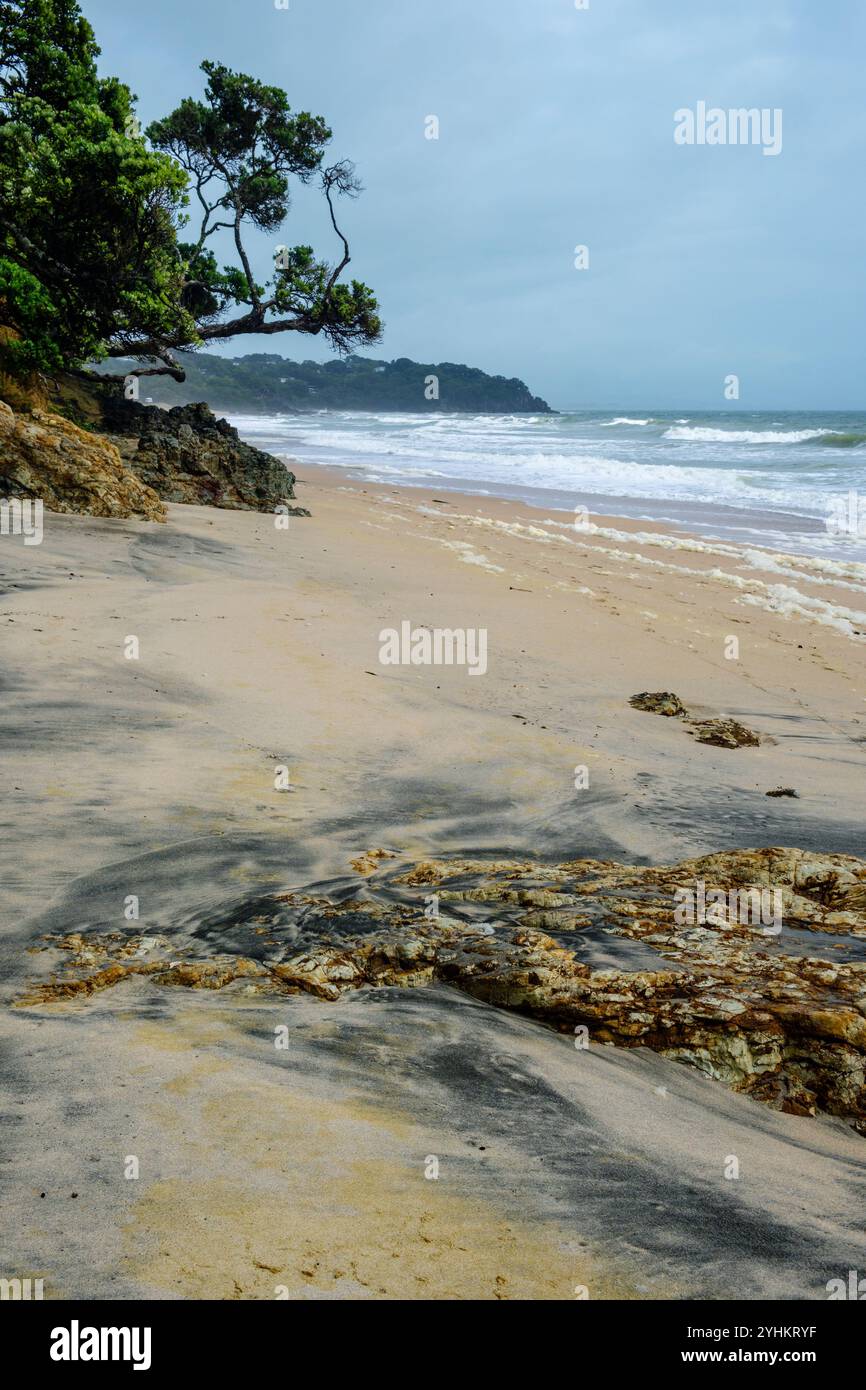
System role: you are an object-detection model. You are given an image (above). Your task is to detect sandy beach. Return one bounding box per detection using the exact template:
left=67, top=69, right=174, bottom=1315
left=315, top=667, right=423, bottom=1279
left=3, top=464, right=866, bottom=1301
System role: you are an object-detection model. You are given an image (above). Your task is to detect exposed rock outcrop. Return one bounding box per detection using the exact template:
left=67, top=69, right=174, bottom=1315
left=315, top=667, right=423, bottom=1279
left=0, top=401, right=165, bottom=521
left=629, top=691, right=687, bottom=717
left=630, top=691, right=762, bottom=748
left=20, top=845, right=866, bottom=1135
left=688, top=718, right=762, bottom=749
left=98, top=394, right=309, bottom=514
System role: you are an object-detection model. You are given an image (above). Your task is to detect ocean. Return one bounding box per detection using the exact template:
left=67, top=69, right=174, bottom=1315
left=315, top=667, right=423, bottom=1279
left=227, top=408, right=866, bottom=562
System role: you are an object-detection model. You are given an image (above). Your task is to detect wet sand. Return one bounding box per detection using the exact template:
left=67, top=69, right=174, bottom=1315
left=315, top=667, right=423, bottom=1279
left=2, top=467, right=865, bottom=1299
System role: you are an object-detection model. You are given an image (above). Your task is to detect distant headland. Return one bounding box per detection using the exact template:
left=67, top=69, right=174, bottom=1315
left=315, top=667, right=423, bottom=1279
left=93, top=351, right=555, bottom=415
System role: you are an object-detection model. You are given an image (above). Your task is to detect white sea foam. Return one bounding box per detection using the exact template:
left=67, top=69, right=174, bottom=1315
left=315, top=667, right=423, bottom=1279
left=738, top=587, right=866, bottom=639
left=663, top=426, right=834, bottom=444
left=537, top=518, right=866, bottom=593
left=416, top=508, right=866, bottom=640
left=426, top=537, right=505, bottom=573
left=229, top=409, right=866, bottom=560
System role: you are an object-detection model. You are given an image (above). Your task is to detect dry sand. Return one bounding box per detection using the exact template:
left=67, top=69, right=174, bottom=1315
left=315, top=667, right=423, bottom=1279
left=2, top=465, right=865, bottom=1299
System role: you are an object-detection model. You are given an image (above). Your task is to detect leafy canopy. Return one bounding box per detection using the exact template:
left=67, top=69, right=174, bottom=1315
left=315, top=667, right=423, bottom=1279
left=0, top=2, right=381, bottom=380
left=143, top=60, right=381, bottom=357
left=0, top=0, right=192, bottom=373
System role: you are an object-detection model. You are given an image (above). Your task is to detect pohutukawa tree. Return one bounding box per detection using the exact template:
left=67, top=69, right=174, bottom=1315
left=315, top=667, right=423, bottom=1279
left=0, top=0, right=381, bottom=384
left=116, top=60, right=382, bottom=376
left=0, top=0, right=191, bottom=375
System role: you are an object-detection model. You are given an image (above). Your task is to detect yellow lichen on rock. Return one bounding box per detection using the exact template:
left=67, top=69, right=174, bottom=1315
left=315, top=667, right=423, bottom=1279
left=18, top=846, right=866, bottom=1135
left=0, top=400, right=166, bottom=521
left=350, top=848, right=397, bottom=876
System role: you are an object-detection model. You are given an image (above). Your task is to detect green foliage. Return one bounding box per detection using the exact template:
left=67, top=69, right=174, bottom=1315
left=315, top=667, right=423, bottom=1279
left=0, top=259, right=62, bottom=371
left=0, top=0, right=193, bottom=374
left=0, top=3, right=381, bottom=381
left=147, top=60, right=331, bottom=230
left=146, top=60, right=382, bottom=353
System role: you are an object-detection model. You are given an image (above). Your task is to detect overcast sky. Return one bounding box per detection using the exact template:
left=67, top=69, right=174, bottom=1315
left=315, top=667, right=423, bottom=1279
left=83, top=0, right=864, bottom=409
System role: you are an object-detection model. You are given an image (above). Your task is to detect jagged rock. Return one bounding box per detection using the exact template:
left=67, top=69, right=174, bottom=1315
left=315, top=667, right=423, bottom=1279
left=688, top=719, right=761, bottom=749
left=629, top=691, right=687, bottom=717
left=0, top=401, right=165, bottom=521
left=767, top=787, right=799, bottom=798
left=97, top=394, right=309, bottom=514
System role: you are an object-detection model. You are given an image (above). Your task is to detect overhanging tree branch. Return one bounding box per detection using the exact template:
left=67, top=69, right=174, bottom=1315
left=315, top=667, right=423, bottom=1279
left=118, top=59, right=382, bottom=363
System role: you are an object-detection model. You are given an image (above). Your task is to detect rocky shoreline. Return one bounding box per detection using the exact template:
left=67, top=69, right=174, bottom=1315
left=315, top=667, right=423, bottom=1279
left=20, top=845, right=866, bottom=1136
left=0, top=400, right=166, bottom=521
left=1, top=373, right=307, bottom=518
left=99, top=395, right=309, bottom=514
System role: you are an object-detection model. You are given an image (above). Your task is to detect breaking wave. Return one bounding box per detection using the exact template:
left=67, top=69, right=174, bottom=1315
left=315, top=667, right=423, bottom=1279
left=664, top=426, right=834, bottom=444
